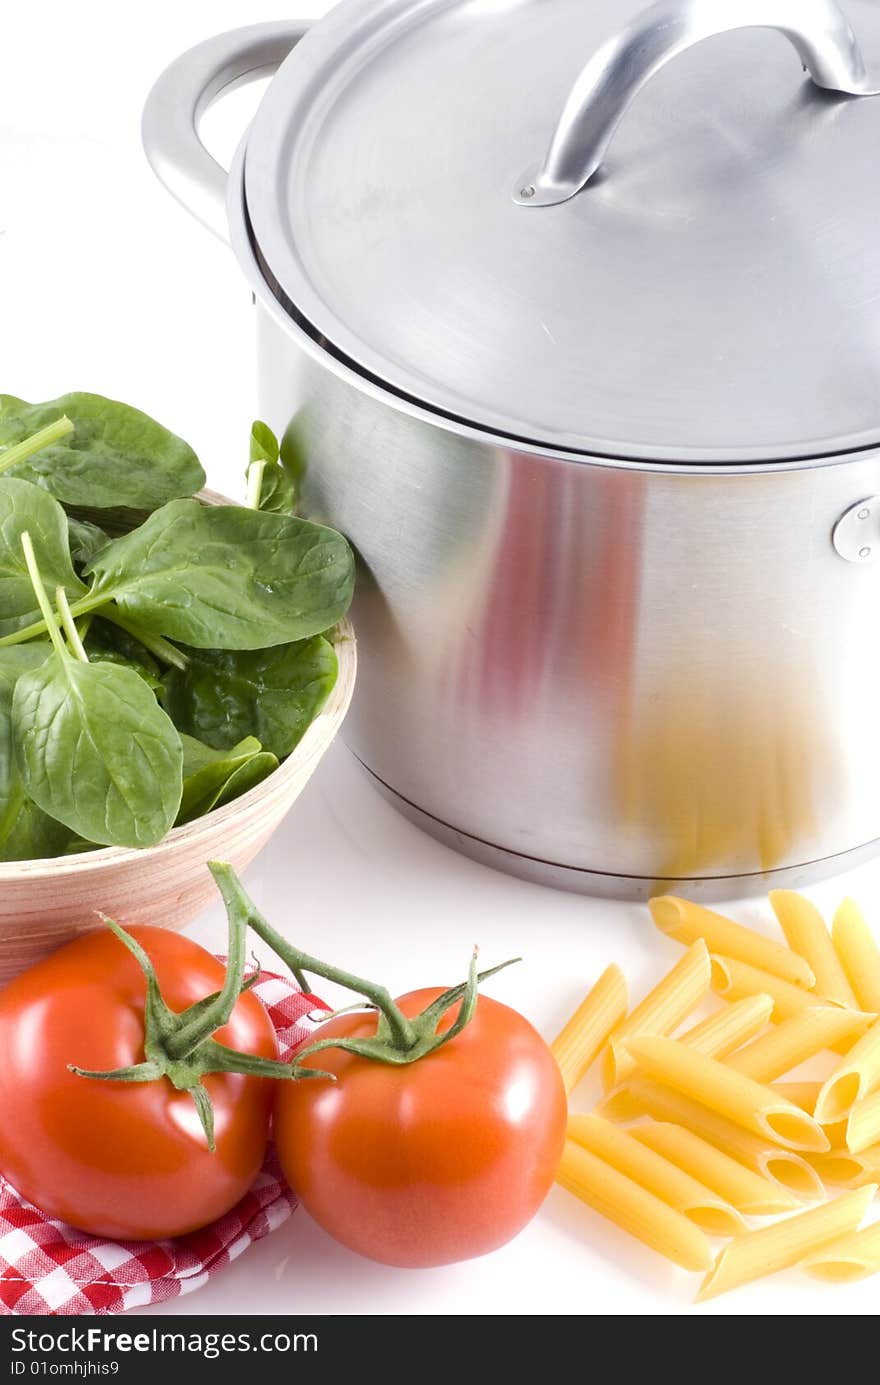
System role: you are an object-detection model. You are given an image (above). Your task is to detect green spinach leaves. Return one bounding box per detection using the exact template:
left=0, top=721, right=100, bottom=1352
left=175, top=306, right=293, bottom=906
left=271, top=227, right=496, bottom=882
left=163, top=637, right=337, bottom=758
left=0, top=396, right=353, bottom=859
left=12, top=533, right=182, bottom=848
left=0, top=393, right=205, bottom=510
left=84, top=500, right=354, bottom=648
left=0, top=479, right=86, bottom=637
left=177, top=735, right=278, bottom=824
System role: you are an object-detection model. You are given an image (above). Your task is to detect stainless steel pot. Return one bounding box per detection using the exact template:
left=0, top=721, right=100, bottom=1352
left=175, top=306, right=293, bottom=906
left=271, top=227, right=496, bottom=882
left=143, top=0, right=880, bottom=899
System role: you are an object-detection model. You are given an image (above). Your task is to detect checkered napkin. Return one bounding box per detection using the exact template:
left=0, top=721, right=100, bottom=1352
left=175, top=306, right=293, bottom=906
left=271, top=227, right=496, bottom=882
left=0, top=968, right=325, bottom=1316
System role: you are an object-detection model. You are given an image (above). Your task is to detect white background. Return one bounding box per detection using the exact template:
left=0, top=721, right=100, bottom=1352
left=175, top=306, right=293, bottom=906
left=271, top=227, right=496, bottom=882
left=3, top=0, right=879, bottom=1317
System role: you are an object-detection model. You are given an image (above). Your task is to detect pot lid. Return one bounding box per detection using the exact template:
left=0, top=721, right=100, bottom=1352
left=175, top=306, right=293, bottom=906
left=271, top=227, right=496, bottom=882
left=245, top=0, right=880, bottom=463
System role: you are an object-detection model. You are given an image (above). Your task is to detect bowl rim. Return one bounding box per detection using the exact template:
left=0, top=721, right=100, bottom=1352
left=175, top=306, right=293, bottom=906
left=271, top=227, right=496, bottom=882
left=0, top=486, right=357, bottom=881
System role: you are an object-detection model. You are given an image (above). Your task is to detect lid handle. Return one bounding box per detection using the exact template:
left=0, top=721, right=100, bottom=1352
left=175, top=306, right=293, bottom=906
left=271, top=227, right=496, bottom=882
left=514, top=0, right=878, bottom=206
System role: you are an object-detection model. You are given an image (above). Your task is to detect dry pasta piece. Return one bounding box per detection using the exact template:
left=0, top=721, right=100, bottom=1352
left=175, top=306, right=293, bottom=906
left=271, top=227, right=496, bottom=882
left=602, top=940, right=710, bottom=1090
left=726, top=1006, right=873, bottom=1084
left=772, top=1082, right=847, bottom=1144
left=846, top=1089, right=880, bottom=1155
left=773, top=1081, right=821, bottom=1113
left=697, top=1186, right=876, bottom=1301
left=632, top=1123, right=800, bottom=1215
left=769, top=890, right=859, bottom=1008
left=811, top=1146, right=880, bottom=1188
left=800, top=1220, right=880, bottom=1281
left=566, top=1114, right=744, bottom=1235
left=607, top=1079, right=824, bottom=1198
left=678, top=995, right=773, bottom=1060
left=551, top=964, right=627, bottom=1094
left=624, top=1035, right=829, bottom=1152
left=595, top=1087, right=647, bottom=1122
left=832, top=899, right=880, bottom=1014
left=709, top=954, right=831, bottom=1021
left=555, top=1139, right=712, bottom=1272
left=649, top=896, right=815, bottom=988
left=815, top=1016, right=880, bottom=1125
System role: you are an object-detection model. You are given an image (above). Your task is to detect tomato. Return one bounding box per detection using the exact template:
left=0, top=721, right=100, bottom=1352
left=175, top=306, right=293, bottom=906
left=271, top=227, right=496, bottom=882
left=0, top=925, right=278, bottom=1240
left=274, top=987, right=567, bottom=1267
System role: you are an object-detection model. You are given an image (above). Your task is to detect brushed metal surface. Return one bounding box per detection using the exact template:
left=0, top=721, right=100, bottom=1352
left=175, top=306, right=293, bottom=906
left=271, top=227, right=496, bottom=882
left=142, top=21, right=308, bottom=242
left=252, top=285, right=880, bottom=886
left=359, top=758, right=880, bottom=902
left=515, top=0, right=879, bottom=206
left=144, top=21, right=880, bottom=895
left=244, top=0, right=880, bottom=463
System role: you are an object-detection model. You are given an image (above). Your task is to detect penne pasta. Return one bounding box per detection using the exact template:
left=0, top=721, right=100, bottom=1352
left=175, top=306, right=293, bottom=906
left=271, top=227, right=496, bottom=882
left=551, top=964, right=628, bottom=1094
left=811, top=1146, right=880, bottom=1189
left=566, top=1113, right=744, bottom=1235
left=556, top=1139, right=713, bottom=1272
left=678, top=995, right=773, bottom=1060
left=726, top=1006, right=873, bottom=1084
left=624, top=1035, right=829, bottom=1152
left=832, top=898, right=880, bottom=1015
left=697, top=1186, right=876, bottom=1300
left=769, top=890, right=859, bottom=1009
left=607, top=1080, right=825, bottom=1198
left=846, top=1088, right=880, bottom=1155
left=632, top=1123, right=800, bottom=1215
left=814, top=1016, right=880, bottom=1125
left=709, top=954, right=831, bottom=1021
left=649, top=896, right=815, bottom=989
left=773, top=1082, right=847, bottom=1145
left=602, top=940, right=710, bottom=1090
left=595, top=1087, right=646, bottom=1123
left=773, top=1081, right=821, bottom=1113
left=800, top=1221, right=880, bottom=1282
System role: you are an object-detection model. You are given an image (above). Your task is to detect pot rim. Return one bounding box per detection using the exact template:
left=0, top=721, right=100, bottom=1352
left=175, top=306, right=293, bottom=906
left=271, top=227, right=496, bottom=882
left=229, top=140, right=880, bottom=478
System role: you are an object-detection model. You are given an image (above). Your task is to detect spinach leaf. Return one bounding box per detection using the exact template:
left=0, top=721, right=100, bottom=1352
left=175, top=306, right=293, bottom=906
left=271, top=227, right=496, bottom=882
left=0, top=644, right=69, bottom=860
left=86, top=647, right=164, bottom=693
left=67, top=516, right=109, bottom=568
left=163, top=636, right=337, bottom=758
left=62, top=836, right=99, bottom=855
left=177, top=733, right=276, bottom=824
left=10, top=536, right=182, bottom=852
left=211, top=750, right=278, bottom=809
left=0, top=393, right=205, bottom=511
left=84, top=616, right=164, bottom=691
left=84, top=499, right=355, bottom=649
left=247, top=421, right=296, bottom=515
left=1, top=793, right=71, bottom=860
left=13, top=655, right=183, bottom=848
left=0, top=479, right=87, bottom=637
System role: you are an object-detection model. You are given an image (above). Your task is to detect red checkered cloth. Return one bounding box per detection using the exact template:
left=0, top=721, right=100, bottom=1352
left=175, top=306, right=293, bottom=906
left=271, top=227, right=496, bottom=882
left=0, top=967, right=325, bottom=1316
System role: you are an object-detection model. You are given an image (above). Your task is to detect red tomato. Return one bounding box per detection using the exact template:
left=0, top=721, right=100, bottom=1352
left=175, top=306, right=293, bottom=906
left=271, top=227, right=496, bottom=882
left=0, top=926, right=278, bottom=1239
left=275, top=987, right=566, bottom=1267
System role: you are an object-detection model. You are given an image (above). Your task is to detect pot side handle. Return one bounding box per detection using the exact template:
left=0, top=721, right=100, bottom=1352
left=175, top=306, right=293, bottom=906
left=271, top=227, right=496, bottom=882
left=514, top=0, right=879, bottom=207
left=142, top=22, right=309, bottom=242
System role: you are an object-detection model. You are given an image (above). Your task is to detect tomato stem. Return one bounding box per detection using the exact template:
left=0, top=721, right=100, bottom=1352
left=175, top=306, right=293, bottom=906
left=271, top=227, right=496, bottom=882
left=69, top=904, right=298, bottom=1153
left=208, top=861, right=520, bottom=1072
left=209, top=861, right=420, bottom=1052
left=165, top=878, right=249, bottom=1059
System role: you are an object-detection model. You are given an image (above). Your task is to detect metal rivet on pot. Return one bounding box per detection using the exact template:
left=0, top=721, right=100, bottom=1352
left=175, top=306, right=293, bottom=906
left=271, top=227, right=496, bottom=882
left=833, top=497, right=880, bottom=563
left=520, top=185, right=536, bottom=199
